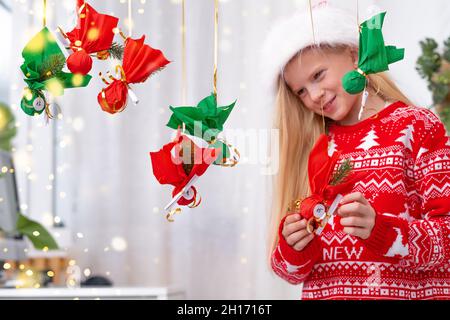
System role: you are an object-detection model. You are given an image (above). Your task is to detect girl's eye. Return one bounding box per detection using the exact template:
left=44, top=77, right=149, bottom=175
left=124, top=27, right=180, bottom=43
left=313, top=70, right=324, bottom=80
left=297, top=88, right=306, bottom=96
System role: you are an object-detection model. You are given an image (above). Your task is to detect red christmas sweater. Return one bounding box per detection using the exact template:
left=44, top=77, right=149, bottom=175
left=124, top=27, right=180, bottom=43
left=272, top=101, right=450, bottom=300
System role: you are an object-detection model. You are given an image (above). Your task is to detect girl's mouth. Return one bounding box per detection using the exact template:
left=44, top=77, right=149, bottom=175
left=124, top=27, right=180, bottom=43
left=323, top=96, right=336, bottom=112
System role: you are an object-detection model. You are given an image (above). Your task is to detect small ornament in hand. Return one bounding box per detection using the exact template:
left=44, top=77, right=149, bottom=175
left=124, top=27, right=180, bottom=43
left=289, top=135, right=363, bottom=235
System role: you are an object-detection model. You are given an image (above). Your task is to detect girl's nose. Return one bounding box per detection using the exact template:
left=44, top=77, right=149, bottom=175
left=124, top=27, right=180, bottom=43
left=309, top=87, right=325, bottom=104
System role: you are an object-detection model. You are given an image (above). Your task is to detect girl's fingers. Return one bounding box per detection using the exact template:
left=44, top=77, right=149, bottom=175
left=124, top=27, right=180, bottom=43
left=285, top=229, right=310, bottom=246
left=284, top=213, right=301, bottom=226
left=337, top=201, right=367, bottom=217
left=283, top=219, right=307, bottom=236
left=340, top=216, right=368, bottom=228
left=340, top=192, right=368, bottom=206
left=343, top=226, right=368, bottom=239
left=293, top=233, right=315, bottom=251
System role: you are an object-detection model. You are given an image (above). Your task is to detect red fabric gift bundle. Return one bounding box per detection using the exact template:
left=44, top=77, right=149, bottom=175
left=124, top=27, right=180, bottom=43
left=66, top=3, right=119, bottom=75
left=150, top=131, right=219, bottom=206
left=299, top=134, right=364, bottom=223
left=97, top=36, right=170, bottom=114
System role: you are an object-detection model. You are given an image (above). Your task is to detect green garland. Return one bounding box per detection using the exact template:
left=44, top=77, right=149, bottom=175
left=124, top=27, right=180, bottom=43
left=330, top=158, right=353, bottom=186
left=108, top=42, right=125, bottom=60
left=416, top=36, right=450, bottom=131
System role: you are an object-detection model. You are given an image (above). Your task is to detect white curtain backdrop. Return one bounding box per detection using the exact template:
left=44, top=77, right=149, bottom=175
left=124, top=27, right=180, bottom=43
left=3, top=0, right=450, bottom=299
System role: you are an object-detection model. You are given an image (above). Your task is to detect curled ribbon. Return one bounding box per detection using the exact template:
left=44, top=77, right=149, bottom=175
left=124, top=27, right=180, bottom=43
left=166, top=207, right=181, bottom=222
left=209, top=137, right=240, bottom=167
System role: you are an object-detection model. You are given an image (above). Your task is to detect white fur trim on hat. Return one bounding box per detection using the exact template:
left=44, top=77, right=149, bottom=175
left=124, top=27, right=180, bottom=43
left=260, top=4, right=358, bottom=94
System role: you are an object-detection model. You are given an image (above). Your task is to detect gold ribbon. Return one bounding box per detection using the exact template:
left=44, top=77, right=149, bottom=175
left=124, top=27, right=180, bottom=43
left=213, top=0, right=218, bottom=99
left=356, top=68, right=368, bottom=77
left=308, top=0, right=316, bottom=46
left=209, top=138, right=240, bottom=167
left=118, top=29, right=127, bottom=41
left=306, top=215, right=328, bottom=234
left=166, top=208, right=181, bottom=222
left=98, top=65, right=128, bottom=113
left=165, top=191, right=202, bottom=222
left=188, top=194, right=202, bottom=208
left=181, top=0, right=187, bottom=105
left=45, top=103, right=54, bottom=119
left=43, top=0, right=47, bottom=27
left=128, top=0, right=133, bottom=37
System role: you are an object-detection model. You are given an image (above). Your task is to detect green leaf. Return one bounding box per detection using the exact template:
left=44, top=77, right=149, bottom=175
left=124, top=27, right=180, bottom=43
left=16, top=213, right=58, bottom=250
left=38, top=54, right=66, bottom=80
left=166, top=93, right=236, bottom=142
left=108, top=42, right=124, bottom=60
left=443, top=37, right=450, bottom=62
left=330, top=158, right=353, bottom=186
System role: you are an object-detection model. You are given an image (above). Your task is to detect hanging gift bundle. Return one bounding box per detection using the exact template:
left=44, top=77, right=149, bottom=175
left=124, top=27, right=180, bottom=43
left=150, top=128, right=220, bottom=221
left=19, top=0, right=170, bottom=118
left=60, top=2, right=120, bottom=75
left=20, top=27, right=92, bottom=118
left=150, top=94, right=239, bottom=221
left=342, top=11, right=404, bottom=120
left=97, top=34, right=170, bottom=114
left=149, top=0, right=239, bottom=222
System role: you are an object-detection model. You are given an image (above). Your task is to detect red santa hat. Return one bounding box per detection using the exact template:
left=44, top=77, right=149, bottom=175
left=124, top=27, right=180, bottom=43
left=260, top=2, right=358, bottom=94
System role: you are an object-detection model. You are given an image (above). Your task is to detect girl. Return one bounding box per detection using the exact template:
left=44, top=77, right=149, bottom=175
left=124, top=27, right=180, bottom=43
left=262, top=4, right=450, bottom=300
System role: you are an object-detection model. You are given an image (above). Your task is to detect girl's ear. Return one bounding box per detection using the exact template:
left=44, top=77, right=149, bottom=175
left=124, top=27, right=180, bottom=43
left=349, top=47, right=359, bottom=66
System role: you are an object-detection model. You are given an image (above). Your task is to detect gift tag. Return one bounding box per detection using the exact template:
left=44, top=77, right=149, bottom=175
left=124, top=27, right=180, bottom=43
left=313, top=203, right=326, bottom=220
left=315, top=194, right=343, bottom=235
left=183, top=187, right=195, bottom=200
left=33, top=96, right=45, bottom=111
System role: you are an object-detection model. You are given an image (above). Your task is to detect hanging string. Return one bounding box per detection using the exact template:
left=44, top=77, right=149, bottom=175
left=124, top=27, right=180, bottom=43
left=309, top=1, right=324, bottom=130
left=76, top=0, right=85, bottom=11
left=213, top=0, right=218, bottom=99
left=128, top=0, right=133, bottom=37
left=320, top=97, right=326, bottom=133
left=308, top=0, right=316, bottom=46
left=356, top=0, right=369, bottom=121
left=181, top=0, right=187, bottom=133
left=356, top=0, right=359, bottom=27
left=43, top=0, right=47, bottom=27
left=42, top=0, right=56, bottom=119
left=181, top=0, right=187, bottom=105
left=356, top=0, right=361, bottom=32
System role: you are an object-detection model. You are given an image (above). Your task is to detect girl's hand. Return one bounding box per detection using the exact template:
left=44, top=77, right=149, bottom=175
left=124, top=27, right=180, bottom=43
left=282, top=213, right=315, bottom=251
left=337, top=192, right=376, bottom=239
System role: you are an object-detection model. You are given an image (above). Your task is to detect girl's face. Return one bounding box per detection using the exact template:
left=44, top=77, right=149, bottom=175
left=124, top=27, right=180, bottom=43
left=283, top=47, right=360, bottom=122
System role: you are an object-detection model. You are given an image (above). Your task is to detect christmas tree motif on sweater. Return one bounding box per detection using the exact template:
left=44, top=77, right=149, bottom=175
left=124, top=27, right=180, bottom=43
left=328, top=135, right=337, bottom=156
left=417, top=146, right=429, bottom=159
left=357, top=126, right=380, bottom=151
left=385, top=227, right=409, bottom=258
left=398, top=202, right=415, bottom=222
left=395, top=124, right=415, bottom=151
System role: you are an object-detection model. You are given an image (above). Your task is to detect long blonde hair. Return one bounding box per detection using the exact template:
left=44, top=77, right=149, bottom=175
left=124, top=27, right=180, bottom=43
left=267, top=46, right=413, bottom=266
